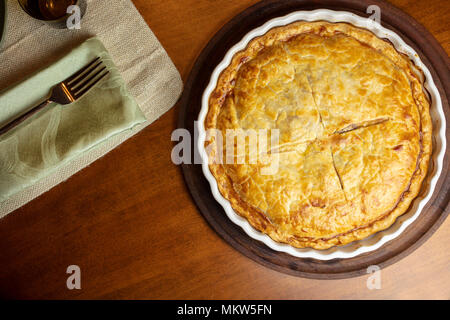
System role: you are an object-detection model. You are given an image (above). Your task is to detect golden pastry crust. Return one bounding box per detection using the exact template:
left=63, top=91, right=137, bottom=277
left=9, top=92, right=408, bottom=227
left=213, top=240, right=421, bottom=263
left=205, top=21, right=432, bottom=249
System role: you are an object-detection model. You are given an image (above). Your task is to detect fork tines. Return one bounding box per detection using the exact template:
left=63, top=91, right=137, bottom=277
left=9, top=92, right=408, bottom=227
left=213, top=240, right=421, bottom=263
left=65, top=57, right=110, bottom=99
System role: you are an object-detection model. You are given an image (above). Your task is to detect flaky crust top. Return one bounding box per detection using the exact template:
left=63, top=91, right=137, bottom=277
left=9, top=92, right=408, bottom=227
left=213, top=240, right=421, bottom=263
left=205, top=21, right=432, bottom=249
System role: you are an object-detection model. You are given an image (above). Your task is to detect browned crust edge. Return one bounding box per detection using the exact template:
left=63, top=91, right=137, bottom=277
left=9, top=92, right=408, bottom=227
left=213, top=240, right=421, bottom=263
left=204, top=21, right=433, bottom=250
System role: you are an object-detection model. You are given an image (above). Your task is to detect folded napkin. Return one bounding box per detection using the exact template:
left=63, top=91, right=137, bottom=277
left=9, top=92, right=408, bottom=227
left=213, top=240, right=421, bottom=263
left=0, top=0, right=183, bottom=218
left=0, top=37, right=146, bottom=202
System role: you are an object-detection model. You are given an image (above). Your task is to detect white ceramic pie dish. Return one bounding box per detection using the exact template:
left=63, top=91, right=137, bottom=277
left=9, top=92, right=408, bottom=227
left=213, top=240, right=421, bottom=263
left=197, top=9, right=446, bottom=260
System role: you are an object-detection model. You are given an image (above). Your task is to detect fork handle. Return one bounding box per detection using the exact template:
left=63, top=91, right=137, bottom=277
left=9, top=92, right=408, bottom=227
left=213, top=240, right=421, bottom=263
left=0, top=100, right=51, bottom=136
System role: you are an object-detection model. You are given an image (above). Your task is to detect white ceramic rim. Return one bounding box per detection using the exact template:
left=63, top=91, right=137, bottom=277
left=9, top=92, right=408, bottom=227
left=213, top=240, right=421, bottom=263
left=197, top=9, right=446, bottom=260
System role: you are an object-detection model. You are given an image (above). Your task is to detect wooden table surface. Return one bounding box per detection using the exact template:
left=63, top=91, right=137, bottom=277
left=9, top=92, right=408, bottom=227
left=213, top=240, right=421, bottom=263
left=0, top=0, right=448, bottom=300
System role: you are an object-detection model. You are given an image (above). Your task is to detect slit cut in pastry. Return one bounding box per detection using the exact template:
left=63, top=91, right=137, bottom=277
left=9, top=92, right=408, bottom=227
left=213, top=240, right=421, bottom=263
left=205, top=21, right=432, bottom=249
left=335, top=117, right=390, bottom=134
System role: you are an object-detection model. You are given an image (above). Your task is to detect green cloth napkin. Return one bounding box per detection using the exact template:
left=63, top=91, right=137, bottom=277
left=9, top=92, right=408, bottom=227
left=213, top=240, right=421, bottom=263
left=0, top=37, right=146, bottom=201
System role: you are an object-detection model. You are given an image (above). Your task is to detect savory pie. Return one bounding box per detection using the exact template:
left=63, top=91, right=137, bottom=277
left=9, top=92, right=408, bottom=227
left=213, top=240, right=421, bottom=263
left=204, top=21, right=432, bottom=249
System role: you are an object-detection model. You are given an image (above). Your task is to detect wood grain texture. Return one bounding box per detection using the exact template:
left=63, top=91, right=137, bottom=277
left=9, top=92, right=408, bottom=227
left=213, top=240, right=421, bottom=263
left=0, top=0, right=448, bottom=299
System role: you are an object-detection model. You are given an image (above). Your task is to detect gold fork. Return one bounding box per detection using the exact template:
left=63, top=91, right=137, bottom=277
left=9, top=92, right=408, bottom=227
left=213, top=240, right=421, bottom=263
left=0, top=57, right=109, bottom=136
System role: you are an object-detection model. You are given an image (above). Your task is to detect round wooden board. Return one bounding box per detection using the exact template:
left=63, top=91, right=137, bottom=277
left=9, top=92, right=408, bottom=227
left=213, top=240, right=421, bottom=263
left=178, top=0, right=450, bottom=279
